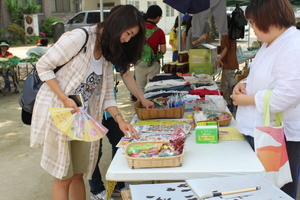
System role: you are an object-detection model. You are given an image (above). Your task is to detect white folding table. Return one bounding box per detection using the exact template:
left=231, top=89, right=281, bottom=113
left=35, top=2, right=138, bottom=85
left=104, top=116, right=265, bottom=200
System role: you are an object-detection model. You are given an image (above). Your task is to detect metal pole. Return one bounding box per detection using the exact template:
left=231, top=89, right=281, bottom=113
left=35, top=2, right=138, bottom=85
left=177, top=12, right=183, bottom=52
left=100, top=0, right=103, bottom=22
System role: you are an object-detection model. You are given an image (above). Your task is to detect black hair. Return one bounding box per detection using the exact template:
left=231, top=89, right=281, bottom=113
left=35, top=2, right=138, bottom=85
left=108, top=4, right=124, bottom=16
left=40, top=38, right=49, bottom=46
left=96, top=5, right=145, bottom=75
left=172, top=16, right=178, bottom=34
left=146, top=5, right=162, bottom=19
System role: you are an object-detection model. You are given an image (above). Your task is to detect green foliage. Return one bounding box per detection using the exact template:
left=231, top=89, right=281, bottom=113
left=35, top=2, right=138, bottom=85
left=4, top=0, right=22, bottom=23
left=7, top=23, right=26, bottom=44
left=21, top=0, right=41, bottom=14
left=26, top=35, right=40, bottom=44
left=7, top=23, right=25, bottom=36
left=5, top=0, right=41, bottom=24
left=41, top=16, right=63, bottom=37
left=7, top=36, right=22, bottom=45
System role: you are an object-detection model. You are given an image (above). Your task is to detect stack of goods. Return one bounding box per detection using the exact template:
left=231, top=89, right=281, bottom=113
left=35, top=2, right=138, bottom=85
left=134, top=95, right=185, bottom=120
left=193, top=99, right=231, bottom=125
left=163, top=51, right=189, bottom=74
left=192, top=99, right=231, bottom=143
left=125, top=128, right=187, bottom=169
left=144, top=74, right=190, bottom=99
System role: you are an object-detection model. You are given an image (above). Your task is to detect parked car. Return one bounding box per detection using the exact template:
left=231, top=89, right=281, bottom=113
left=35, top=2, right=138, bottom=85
left=64, top=10, right=110, bottom=32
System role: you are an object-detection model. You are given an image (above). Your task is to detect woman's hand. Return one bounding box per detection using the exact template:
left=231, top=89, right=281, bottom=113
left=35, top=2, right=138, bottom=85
left=118, top=121, right=139, bottom=139
left=232, top=82, right=246, bottom=95
left=230, top=94, right=255, bottom=106
left=140, top=98, right=154, bottom=109
left=62, top=98, right=81, bottom=114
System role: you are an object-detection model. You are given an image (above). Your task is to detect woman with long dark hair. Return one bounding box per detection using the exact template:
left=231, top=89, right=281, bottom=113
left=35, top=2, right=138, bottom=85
left=30, top=5, right=145, bottom=200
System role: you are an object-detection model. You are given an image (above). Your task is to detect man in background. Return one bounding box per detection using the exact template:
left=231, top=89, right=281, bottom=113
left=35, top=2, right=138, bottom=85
left=135, top=5, right=166, bottom=93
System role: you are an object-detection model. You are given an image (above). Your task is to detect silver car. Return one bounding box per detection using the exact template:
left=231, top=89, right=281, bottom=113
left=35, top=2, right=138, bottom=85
left=64, top=10, right=110, bottom=32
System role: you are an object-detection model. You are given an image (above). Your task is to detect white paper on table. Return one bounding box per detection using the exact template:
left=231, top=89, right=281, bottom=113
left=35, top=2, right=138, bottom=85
left=185, top=174, right=293, bottom=200
left=130, top=182, right=198, bottom=200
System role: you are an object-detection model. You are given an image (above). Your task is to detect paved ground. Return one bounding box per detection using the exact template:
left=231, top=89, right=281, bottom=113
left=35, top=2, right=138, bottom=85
left=1, top=33, right=282, bottom=200
left=0, top=41, right=174, bottom=200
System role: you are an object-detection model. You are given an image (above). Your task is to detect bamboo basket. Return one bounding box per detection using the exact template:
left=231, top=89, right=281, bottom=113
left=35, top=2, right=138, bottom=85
left=218, top=111, right=232, bottom=126
left=134, top=98, right=185, bottom=120
left=125, top=141, right=184, bottom=169
left=121, top=190, right=132, bottom=200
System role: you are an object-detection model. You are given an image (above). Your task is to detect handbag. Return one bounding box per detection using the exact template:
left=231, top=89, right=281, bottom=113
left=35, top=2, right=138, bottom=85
left=254, top=90, right=292, bottom=188
left=18, top=27, right=89, bottom=125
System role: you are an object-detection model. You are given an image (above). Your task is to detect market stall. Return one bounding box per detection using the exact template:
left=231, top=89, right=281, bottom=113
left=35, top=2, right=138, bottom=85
left=103, top=75, right=265, bottom=198
left=105, top=112, right=265, bottom=200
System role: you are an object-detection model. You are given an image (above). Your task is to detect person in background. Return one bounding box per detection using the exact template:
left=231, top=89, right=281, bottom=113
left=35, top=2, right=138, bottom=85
left=182, top=16, right=193, bottom=50
left=169, top=16, right=179, bottom=62
left=0, top=40, right=18, bottom=90
left=180, top=13, right=189, bottom=51
left=0, top=40, right=13, bottom=74
left=26, top=38, right=50, bottom=58
left=231, top=0, right=300, bottom=198
left=88, top=5, right=154, bottom=200
left=217, top=15, right=239, bottom=104
left=191, top=20, right=211, bottom=47
left=135, top=5, right=166, bottom=93
left=0, top=40, right=13, bottom=58
left=170, top=15, right=189, bottom=61
left=40, top=38, right=49, bottom=46
left=31, top=5, right=145, bottom=200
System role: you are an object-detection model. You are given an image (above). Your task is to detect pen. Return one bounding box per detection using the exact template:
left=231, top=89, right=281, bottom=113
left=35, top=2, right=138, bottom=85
left=199, top=186, right=261, bottom=199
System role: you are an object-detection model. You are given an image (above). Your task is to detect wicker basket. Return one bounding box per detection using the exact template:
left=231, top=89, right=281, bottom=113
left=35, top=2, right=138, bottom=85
left=125, top=141, right=184, bottom=169
left=134, top=98, right=185, bottom=120
left=218, top=111, right=232, bottom=126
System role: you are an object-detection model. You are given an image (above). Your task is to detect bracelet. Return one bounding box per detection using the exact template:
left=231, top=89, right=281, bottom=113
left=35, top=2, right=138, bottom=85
left=114, top=113, right=123, bottom=123
left=240, top=79, right=247, bottom=84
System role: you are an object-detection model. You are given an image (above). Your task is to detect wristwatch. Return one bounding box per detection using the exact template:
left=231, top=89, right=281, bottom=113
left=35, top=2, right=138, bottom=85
left=114, top=113, right=123, bottom=123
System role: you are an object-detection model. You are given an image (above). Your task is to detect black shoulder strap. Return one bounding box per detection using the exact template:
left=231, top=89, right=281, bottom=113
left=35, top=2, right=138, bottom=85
left=54, top=27, right=89, bottom=73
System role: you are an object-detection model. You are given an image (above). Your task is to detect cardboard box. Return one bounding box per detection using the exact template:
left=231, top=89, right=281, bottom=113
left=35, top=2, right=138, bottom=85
left=195, top=121, right=219, bottom=143
left=189, top=44, right=217, bottom=75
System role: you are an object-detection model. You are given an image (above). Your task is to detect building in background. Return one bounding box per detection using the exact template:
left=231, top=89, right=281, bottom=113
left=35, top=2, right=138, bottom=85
left=0, top=0, right=177, bottom=37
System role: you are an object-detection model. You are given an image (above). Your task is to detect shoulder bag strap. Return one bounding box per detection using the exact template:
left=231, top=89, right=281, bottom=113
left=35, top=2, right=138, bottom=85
left=145, top=27, right=159, bottom=43
left=263, top=90, right=282, bottom=127
left=54, top=27, right=89, bottom=73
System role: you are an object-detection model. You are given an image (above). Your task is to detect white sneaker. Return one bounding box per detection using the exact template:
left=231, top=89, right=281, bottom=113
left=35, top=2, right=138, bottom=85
left=90, top=190, right=114, bottom=200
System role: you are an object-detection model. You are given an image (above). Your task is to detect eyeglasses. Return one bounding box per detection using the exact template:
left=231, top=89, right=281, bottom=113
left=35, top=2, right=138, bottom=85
left=249, top=20, right=254, bottom=27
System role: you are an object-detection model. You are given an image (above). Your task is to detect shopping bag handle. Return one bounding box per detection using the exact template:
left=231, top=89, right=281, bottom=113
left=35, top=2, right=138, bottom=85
left=263, top=90, right=282, bottom=127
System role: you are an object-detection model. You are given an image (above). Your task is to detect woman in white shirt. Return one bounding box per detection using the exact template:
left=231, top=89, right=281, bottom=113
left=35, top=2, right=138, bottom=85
left=231, top=0, right=300, bottom=199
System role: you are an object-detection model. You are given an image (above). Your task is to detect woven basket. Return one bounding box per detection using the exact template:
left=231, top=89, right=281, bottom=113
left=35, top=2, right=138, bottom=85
left=134, top=98, right=185, bottom=120
left=218, top=111, right=232, bottom=126
left=125, top=141, right=184, bottom=169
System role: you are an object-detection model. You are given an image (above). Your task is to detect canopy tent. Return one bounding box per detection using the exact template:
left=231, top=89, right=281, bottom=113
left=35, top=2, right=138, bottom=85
left=164, top=0, right=300, bottom=51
